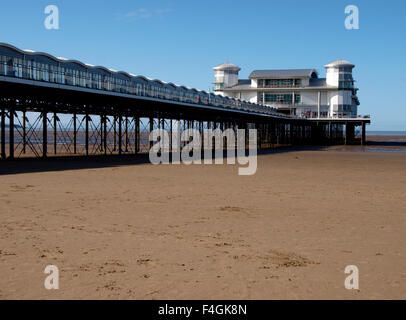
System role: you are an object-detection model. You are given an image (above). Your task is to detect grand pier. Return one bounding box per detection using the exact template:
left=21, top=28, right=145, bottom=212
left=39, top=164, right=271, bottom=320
left=0, top=43, right=370, bottom=160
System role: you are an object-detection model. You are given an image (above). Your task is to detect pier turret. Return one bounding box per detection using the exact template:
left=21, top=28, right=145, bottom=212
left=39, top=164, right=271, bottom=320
left=213, top=63, right=240, bottom=94
left=325, top=59, right=355, bottom=87
left=324, top=60, right=358, bottom=117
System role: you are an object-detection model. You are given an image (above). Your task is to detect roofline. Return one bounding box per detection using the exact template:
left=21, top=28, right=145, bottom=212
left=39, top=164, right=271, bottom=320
left=324, top=61, right=355, bottom=68
left=248, top=69, right=318, bottom=79
left=213, top=63, right=241, bottom=72
left=0, top=42, right=213, bottom=93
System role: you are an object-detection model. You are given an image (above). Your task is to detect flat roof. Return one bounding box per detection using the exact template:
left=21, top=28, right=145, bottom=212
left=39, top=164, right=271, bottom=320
left=249, top=69, right=317, bottom=79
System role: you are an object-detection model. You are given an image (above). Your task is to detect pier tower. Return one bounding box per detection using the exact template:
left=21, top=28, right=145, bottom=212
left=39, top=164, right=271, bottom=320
left=324, top=60, right=359, bottom=118
left=213, top=62, right=240, bottom=95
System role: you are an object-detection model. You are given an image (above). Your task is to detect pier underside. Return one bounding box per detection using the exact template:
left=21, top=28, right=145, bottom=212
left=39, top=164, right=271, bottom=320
left=0, top=81, right=369, bottom=160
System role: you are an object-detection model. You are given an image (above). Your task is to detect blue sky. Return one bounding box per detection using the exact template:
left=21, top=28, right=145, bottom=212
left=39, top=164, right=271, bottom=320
left=1, top=0, right=405, bottom=130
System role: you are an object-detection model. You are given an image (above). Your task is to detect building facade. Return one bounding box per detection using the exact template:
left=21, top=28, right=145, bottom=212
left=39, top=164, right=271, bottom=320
left=213, top=60, right=360, bottom=118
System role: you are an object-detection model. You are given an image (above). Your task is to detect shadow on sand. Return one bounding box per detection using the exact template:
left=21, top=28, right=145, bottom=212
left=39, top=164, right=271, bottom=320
left=0, top=146, right=327, bottom=176
left=366, top=140, right=406, bottom=147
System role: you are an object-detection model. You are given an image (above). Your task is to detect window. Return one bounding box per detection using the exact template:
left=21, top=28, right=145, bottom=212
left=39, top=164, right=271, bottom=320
left=257, top=78, right=301, bottom=88
left=339, top=80, right=354, bottom=89
left=258, top=93, right=296, bottom=104
left=339, top=67, right=352, bottom=72
left=294, top=94, right=301, bottom=104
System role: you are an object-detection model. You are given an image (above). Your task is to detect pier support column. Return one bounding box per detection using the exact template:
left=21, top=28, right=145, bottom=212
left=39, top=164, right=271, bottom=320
left=42, top=110, right=47, bottom=158
left=361, top=122, right=366, bottom=146
left=169, top=119, right=173, bottom=152
left=257, top=123, right=261, bottom=150
left=210, top=121, right=215, bottom=151
left=329, top=122, right=333, bottom=144
left=270, top=120, right=275, bottom=147
left=9, top=107, right=14, bottom=159
left=113, top=116, right=117, bottom=152
left=289, top=123, right=293, bottom=145
left=345, top=123, right=355, bottom=145
left=85, top=114, right=89, bottom=156
left=118, top=115, right=122, bottom=155
left=22, top=111, right=26, bottom=154
left=244, top=122, right=249, bottom=149
left=73, top=113, right=77, bottom=154
left=280, top=123, right=285, bottom=145
left=199, top=121, right=203, bottom=151
left=221, top=122, right=225, bottom=150
left=135, top=116, right=140, bottom=153
left=53, top=112, right=57, bottom=154
left=100, top=115, right=104, bottom=153
left=344, top=122, right=348, bottom=145
left=1, top=106, right=5, bottom=159
left=149, top=117, right=154, bottom=150
left=335, top=124, right=339, bottom=143
left=125, top=116, right=129, bottom=152
left=104, top=115, right=107, bottom=155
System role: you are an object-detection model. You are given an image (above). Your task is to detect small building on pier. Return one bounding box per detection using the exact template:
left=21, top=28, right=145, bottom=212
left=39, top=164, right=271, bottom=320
left=213, top=60, right=360, bottom=119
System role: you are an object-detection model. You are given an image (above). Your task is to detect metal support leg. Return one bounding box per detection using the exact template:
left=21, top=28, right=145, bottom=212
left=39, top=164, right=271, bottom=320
left=1, top=107, right=5, bottom=159
left=329, top=122, right=333, bottom=144
left=100, top=115, right=104, bottom=153
left=85, top=114, right=89, bottom=156
left=22, top=111, right=26, bottom=154
left=113, top=115, right=117, bottom=152
left=125, top=116, right=128, bottom=152
left=42, top=110, right=47, bottom=158
left=361, top=122, right=366, bottom=146
left=257, top=123, right=261, bottom=150
left=199, top=121, right=203, bottom=150
left=9, top=108, right=14, bottom=159
left=289, top=123, right=293, bottom=145
left=54, top=112, right=57, bottom=154
left=135, top=116, right=140, bottom=153
left=73, top=113, right=77, bottom=154
left=118, top=115, right=122, bottom=154
left=104, top=115, right=107, bottom=155
left=169, top=119, right=173, bottom=152
left=149, top=117, right=154, bottom=150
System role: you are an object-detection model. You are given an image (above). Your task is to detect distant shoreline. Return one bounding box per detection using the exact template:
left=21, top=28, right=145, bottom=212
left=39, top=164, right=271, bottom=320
left=367, top=131, right=406, bottom=136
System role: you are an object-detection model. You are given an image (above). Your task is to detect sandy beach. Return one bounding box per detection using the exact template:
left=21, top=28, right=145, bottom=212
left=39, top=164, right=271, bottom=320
left=0, top=138, right=405, bottom=299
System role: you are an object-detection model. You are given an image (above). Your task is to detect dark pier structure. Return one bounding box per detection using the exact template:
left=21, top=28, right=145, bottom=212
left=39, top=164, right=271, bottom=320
left=0, top=43, right=370, bottom=160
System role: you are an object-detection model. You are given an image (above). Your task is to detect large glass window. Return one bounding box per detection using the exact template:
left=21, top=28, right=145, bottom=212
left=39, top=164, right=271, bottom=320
left=294, top=94, right=301, bottom=104
left=258, top=93, right=299, bottom=104
left=258, top=78, right=302, bottom=88
left=339, top=80, right=354, bottom=89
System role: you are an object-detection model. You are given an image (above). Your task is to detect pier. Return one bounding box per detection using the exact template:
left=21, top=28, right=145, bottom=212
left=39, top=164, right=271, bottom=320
left=0, top=43, right=370, bottom=160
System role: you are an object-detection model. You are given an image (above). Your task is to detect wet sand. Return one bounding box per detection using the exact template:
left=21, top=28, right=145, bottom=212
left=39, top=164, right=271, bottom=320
left=0, top=139, right=405, bottom=299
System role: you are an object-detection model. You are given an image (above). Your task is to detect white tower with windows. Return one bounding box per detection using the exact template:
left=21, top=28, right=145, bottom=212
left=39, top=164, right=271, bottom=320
left=325, top=60, right=357, bottom=117
left=325, top=59, right=354, bottom=86
left=213, top=63, right=240, bottom=95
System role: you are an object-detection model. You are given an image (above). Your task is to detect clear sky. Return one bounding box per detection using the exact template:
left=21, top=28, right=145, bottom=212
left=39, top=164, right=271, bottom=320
left=1, top=0, right=405, bottom=130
